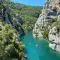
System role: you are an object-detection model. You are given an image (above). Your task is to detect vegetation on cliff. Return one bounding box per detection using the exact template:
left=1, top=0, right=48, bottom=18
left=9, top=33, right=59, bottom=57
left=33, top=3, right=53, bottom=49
left=8, top=2, right=42, bottom=31
left=0, top=22, right=25, bottom=60
left=0, top=0, right=42, bottom=60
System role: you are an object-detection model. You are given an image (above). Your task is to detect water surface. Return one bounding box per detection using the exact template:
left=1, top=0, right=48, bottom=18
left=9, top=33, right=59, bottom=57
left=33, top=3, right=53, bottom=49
left=21, top=31, right=60, bottom=60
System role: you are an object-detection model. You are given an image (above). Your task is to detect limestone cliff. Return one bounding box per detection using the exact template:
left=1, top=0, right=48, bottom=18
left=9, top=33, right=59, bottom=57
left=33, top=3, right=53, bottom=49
left=33, top=0, right=60, bottom=52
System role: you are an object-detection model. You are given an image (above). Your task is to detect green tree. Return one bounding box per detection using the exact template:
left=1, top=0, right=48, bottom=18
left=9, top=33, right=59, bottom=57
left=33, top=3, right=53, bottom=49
left=0, top=23, right=25, bottom=60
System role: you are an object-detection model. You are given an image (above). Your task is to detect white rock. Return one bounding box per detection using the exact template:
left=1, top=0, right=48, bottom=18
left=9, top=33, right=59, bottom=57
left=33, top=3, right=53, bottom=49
left=49, top=43, right=56, bottom=50
left=56, top=45, right=60, bottom=52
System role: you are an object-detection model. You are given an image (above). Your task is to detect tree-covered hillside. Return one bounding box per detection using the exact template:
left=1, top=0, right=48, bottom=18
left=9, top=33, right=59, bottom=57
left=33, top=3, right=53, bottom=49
left=0, top=0, right=42, bottom=60
left=8, top=3, right=42, bottom=31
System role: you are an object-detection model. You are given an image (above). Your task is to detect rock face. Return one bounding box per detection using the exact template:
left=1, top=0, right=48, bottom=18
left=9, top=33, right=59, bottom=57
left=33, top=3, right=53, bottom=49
left=12, top=14, right=25, bottom=35
left=33, top=0, right=60, bottom=52
left=0, top=4, right=25, bottom=36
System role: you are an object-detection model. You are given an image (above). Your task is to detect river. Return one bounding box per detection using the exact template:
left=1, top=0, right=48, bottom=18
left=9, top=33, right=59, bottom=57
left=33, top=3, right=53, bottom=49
left=21, top=31, right=60, bottom=60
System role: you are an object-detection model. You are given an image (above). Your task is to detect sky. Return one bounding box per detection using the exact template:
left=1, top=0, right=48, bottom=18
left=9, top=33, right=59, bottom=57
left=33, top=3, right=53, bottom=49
left=11, top=0, right=46, bottom=6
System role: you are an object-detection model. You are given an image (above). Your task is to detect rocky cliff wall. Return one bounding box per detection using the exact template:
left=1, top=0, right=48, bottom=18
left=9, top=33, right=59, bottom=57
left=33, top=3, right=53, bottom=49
left=33, top=0, right=60, bottom=52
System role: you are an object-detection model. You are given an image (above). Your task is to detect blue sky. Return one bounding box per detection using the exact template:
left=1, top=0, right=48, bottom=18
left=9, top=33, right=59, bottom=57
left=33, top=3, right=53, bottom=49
left=11, top=0, right=46, bottom=6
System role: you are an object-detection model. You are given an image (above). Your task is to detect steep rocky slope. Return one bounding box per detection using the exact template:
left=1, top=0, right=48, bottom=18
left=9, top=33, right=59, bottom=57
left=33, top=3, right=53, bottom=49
left=33, top=0, right=60, bottom=52
left=0, top=1, right=25, bottom=36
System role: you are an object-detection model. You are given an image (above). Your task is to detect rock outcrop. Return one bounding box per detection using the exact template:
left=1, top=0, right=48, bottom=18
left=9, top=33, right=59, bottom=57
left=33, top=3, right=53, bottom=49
left=33, top=0, right=60, bottom=52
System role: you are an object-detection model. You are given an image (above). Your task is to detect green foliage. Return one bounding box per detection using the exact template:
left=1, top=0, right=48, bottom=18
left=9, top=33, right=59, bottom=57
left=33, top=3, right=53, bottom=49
left=42, top=27, right=49, bottom=39
left=0, top=22, right=25, bottom=60
left=8, top=3, right=42, bottom=30
left=0, top=0, right=42, bottom=59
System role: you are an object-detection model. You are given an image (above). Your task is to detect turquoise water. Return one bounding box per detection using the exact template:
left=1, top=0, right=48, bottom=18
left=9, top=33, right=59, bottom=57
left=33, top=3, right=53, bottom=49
left=21, top=31, right=60, bottom=60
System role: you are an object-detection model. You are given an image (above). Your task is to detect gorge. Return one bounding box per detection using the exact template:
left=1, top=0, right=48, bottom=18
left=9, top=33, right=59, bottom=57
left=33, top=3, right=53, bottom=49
left=0, top=0, right=60, bottom=60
